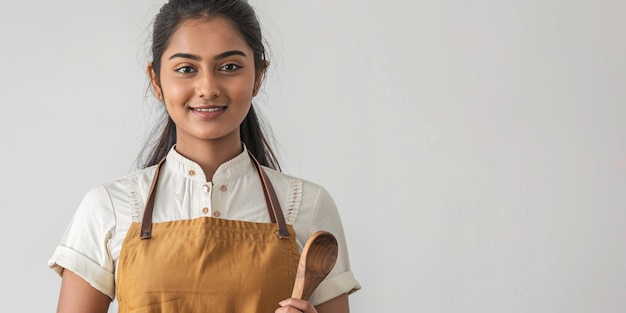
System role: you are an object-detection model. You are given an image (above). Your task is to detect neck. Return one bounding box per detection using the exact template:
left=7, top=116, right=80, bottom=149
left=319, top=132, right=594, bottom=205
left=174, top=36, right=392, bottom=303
left=174, top=135, right=243, bottom=181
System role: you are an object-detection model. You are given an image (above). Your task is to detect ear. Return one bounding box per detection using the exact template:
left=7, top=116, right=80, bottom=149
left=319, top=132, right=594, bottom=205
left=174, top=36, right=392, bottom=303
left=252, top=60, right=269, bottom=97
left=147, top=62, right=163, bottom=101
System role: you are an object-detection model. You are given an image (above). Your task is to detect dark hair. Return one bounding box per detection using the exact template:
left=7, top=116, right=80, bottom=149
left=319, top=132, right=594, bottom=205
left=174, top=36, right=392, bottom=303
left=140, top=0, right=280, bottom=170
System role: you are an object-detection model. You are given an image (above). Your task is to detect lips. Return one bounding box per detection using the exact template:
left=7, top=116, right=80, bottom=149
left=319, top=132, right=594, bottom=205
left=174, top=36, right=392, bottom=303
left=190, top=105, right=226, bottom=119
left=192, top=106, right=225, bottom=112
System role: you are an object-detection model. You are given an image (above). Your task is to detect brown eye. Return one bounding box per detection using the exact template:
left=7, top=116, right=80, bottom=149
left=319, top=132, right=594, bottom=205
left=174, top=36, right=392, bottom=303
left=175, top=66, right=196, bottom=74
left=219, top=64, right=241, bottom=71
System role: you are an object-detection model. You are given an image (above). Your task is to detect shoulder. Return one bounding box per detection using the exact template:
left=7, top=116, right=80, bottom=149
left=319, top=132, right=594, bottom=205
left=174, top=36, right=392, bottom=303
left=78, top=165, right=159, bottom=218
left=262, top=167, right=338, bottom=224
left=263, top=167, right=331, bottom=197
left=263, top=167, right=336, bottom=208
left=101, top=165, right=158, bottom=188
left=96, top=165, right=158, bottom=195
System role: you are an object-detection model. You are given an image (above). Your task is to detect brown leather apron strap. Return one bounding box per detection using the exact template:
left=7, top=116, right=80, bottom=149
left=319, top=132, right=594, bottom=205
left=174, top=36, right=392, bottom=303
left=140, top=156, right=166, bottom=239
left=247, top=152, right=290, bottom=239
left=140, top=151, right=289, bottom=239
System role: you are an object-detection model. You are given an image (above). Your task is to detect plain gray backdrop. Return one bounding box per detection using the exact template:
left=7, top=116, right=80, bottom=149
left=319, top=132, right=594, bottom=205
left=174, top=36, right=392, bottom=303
left=1, top=0, right=625, bottom=312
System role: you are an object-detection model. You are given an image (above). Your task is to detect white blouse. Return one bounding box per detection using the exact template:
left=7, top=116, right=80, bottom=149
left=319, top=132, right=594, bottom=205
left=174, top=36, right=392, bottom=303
left=48, top=146, right=360, bottom=306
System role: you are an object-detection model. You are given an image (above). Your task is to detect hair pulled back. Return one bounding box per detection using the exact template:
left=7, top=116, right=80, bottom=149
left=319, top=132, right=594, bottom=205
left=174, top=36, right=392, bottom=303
left=142, top=0, right=280, bottom=170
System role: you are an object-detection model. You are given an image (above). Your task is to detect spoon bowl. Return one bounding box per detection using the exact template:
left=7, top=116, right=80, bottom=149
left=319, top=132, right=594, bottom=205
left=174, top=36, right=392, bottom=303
left=291, top=230, right=339, bottom=301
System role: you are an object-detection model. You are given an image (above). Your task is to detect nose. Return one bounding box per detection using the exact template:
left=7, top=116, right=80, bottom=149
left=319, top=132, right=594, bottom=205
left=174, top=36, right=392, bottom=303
left=196, top=70, right=220, bottom=99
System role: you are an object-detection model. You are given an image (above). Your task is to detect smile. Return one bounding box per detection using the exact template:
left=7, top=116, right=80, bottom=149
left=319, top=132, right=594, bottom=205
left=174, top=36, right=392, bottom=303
left=193, top=107, right=225, bottom=112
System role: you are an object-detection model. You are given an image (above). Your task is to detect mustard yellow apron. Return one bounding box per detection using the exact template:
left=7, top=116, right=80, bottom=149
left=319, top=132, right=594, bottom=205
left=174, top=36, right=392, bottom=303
left=116, top=153, right=300, bottom=313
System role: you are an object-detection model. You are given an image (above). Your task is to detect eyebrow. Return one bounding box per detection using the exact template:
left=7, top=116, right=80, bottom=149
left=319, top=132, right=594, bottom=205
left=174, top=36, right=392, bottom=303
left=168, top=50, right=247, bottom=61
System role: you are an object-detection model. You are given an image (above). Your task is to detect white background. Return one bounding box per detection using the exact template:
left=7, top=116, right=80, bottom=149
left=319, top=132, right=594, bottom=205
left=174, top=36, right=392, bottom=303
left=1, top=0, right=625, bottom=312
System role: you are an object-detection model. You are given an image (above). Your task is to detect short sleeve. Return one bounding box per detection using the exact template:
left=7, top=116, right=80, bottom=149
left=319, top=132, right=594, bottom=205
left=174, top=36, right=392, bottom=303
left=47, top=184, right=117, bottom=299
left=307, top=187, right=361, bottom=306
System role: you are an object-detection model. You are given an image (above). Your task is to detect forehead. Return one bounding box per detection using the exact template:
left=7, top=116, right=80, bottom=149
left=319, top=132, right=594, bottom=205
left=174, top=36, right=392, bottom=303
left=165, top=16, right=251, bottom=56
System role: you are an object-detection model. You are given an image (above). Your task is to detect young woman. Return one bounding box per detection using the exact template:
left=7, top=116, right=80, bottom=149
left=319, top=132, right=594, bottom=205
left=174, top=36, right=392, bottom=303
left=48, top=0, right=360, bottom=312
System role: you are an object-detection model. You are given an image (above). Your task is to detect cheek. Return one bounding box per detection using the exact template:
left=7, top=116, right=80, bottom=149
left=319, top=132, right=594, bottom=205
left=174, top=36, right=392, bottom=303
left=231, top=77, right=257, bottom=102
left=161, top=79, right=192, bottom=103
left=233, top=86, right=254, bottom=102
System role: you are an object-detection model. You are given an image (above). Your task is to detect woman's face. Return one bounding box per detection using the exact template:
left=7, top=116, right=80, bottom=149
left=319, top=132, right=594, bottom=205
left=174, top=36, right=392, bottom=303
left=149, top=17, right=262, bottom=148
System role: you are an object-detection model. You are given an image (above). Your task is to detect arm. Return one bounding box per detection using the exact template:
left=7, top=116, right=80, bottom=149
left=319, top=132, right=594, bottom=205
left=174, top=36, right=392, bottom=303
left=56, top=269, right=111, bottom=313
left=276, top=293, right=350, bottom=313
left=50, top=185, right=118, bottom=313
left=316, top=293, right=349, bottom=313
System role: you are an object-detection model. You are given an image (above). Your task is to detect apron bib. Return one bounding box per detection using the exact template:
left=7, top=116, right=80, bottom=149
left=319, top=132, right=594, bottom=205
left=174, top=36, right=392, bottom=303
left=116, top=153, right=300, bottom=313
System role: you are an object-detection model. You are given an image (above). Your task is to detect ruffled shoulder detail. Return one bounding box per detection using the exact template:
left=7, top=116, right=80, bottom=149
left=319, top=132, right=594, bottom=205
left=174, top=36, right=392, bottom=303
left=121, top=175, right=143, bottom=223
left=285, top=179, right=303, bottom=224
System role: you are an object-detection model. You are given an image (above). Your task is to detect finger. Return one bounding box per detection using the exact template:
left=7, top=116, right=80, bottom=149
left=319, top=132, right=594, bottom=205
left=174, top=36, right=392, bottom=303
left=278, top=298, right=316, bottom=313
left=275, top=307, right=302, bottom=313
left=275, top=304, right=306, bottom=313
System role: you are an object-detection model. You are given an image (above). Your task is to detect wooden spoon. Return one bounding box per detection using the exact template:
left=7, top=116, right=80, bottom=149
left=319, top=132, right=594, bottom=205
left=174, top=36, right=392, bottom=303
left=291, top=230, right=339, bottom=301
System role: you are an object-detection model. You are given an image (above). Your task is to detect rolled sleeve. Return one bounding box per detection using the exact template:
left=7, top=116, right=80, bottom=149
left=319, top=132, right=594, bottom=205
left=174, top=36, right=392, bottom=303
left=47, top=184, right=117, bottom=299
left=48, top=245, right=116, bottom=299
left=309, top=271, right=361, bottom=306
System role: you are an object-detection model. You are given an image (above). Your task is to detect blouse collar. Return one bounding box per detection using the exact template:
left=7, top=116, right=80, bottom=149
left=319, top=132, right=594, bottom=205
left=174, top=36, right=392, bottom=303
left=164, top=145, right=253, bottom=183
